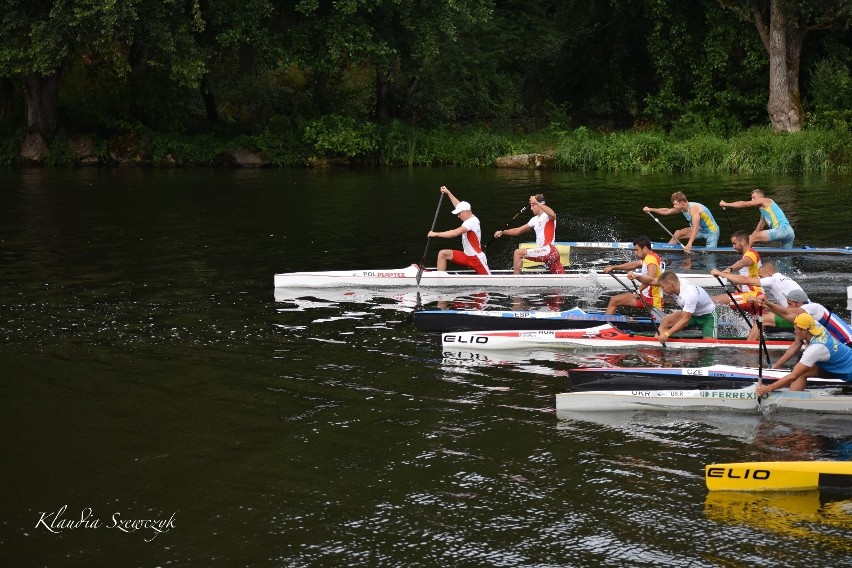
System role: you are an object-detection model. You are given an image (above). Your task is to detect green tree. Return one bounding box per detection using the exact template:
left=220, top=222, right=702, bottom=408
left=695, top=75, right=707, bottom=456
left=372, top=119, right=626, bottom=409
left=0, top=0, right=138, bottom=134
left=517, top=0, right=655, bottom=129
left=288, top=0, right=493, bottom=123
left=645, top=0, right=766, bottom=134
left=717, top=0, right=852, bottom=132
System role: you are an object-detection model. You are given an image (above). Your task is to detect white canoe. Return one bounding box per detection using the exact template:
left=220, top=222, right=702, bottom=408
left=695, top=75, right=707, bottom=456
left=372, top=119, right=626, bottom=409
left=274, top=264, right=726, bottom=289
left=441, top=324, right=793, bottom=351
left=555, top=387, right=852, bottom=413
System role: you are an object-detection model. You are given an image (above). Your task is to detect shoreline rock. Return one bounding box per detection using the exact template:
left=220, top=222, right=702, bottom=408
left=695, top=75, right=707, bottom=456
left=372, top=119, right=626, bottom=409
left=495, top=153, right=555, bottom=170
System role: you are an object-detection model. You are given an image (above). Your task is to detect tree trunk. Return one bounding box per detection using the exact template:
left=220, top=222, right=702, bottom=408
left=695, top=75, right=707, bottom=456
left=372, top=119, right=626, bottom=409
left=738, top=0, right=805, bottom=132
left=0, top=77, right=13, bottom=121
left=375, top=68, right=391, bottom=123
left=199, top=77, right=219, bottom=122
left=399, top=74, right=420, bottom=120
left=23, top=72, right=61, bottom=135
left=762, top=0, right=804, bottom=132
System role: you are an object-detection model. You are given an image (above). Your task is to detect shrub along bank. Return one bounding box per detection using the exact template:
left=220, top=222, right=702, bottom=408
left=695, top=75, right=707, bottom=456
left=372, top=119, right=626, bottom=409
left=3, top=119, right=851, bottom=174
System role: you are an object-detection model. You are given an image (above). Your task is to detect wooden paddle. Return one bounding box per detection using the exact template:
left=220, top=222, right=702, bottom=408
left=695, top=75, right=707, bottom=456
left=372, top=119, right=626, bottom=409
left=416, top=192, right=445, bottom=286
left=483, top=206, right=526, bottom=250
left=645, top=211, right=686, bottom=251
left=713, top=274, right=771, bottom=367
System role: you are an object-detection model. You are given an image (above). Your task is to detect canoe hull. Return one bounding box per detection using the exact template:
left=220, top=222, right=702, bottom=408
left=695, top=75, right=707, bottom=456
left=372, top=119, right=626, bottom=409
left=705, top=461, right=852, bottom=491
left=441, top=324, right=792, bottom=351
left=568, top=365, right=845, bottom=391
left=555, top=387, right=852, bottom=413
left=414, top=308, right=657, bottom=333
left=273, top=265, right=725, bottom=289
left=551, top=241, right=852, bottom=256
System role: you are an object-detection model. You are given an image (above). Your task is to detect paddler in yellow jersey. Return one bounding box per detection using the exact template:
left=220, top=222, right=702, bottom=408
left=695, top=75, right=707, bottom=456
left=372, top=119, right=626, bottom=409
left=756, top=314, right=852, bottom=395
left=602, top=236, right=663, bottom=316
left=713, top=230, right=762, bottom=311
left=720, top=188, right=795, bottom=248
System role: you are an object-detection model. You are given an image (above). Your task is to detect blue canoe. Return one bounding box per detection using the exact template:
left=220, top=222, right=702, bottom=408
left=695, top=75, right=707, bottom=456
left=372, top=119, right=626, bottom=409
left=413, top=306, right=658, bottom=333
left=552, top=241, right=852, bottom=256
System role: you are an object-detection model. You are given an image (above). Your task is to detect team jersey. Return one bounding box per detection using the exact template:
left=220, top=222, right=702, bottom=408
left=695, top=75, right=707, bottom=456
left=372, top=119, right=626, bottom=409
left=671, top=281, right=716, bottom=317
left=802, top=302, right=852, bottom=345
left=737, top=249, right=762, bottom=293
left=639, top=251, right=663, bottom=309
left=758, top=273, right=802, bottom=306
left=527, top=212, right=557, bottom=247
left=682, top=202, right=719, bottom=234
left=799, top=325, right=852, bottom=378
left=460, top=215, right=489, bottom=269
left=759, top=200, right=791, bottom=229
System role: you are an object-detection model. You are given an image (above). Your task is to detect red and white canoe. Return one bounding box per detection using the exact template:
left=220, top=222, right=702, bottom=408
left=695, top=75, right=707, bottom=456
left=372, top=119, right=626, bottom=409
left=441, top=324, right=793, bottom=351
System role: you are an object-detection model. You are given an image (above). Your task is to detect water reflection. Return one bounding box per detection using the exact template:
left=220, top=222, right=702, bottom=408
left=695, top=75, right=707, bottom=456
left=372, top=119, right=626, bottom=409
left=556, top=408, right=852, bottom=453
left=274, top=287, right=500, bottom=313
left=440, top=347, right=676, bottom=375
left=705, top=491, right=852, bottom=551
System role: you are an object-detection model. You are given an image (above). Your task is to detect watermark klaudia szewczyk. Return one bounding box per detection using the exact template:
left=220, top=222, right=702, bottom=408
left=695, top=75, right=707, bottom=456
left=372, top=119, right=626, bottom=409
left=35, top=505, right=176, bottom=542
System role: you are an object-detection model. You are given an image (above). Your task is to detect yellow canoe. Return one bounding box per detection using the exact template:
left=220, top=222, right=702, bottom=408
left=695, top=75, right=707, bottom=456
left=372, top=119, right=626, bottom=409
left=705, top=460, right=852, bottom=491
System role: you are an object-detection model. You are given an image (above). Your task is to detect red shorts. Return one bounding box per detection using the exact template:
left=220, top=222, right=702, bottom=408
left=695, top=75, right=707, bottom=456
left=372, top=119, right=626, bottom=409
left=451, top=250, right=490, bottom=275
left=631, top=292, right=661, bottom=309
left=729, top=291, right=765, bottom=315
left=524, top=245, right=565, bottom=274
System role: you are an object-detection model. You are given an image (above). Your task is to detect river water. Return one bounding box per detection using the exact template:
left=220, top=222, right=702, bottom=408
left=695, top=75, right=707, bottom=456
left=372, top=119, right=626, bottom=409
left=1, top=167, right=851, bottom=566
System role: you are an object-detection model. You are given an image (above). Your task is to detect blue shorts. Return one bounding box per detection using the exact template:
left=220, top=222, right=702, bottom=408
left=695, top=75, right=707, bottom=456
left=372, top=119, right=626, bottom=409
left=698, top=230, right=720, bottom=248
left=767, top=224, right=795, bottom=248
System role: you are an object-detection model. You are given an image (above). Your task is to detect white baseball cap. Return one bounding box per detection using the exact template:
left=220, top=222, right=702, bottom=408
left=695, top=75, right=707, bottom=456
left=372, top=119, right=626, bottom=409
left=451, top=201, right=472, bottom=214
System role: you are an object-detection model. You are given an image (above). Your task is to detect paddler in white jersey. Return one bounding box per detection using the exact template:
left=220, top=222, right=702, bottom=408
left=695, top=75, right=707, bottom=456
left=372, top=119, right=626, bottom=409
left=629, top=270, right=718, bottom=341
left=710, top=261, right=803, bottom=340
left=491, top=193, right=565, bottom=275
left=427, top=186, right=490, bottom=274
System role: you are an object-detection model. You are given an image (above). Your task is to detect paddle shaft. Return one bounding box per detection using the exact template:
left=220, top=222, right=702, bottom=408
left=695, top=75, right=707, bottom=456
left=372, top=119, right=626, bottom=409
left=756, top=313, right=764, bottom=408
left=417, top=193, right=445, bottom=285
left=645, top=211, right=686, bottom=250
left=484, top=206, right=527, bottom=250
left=713, top=274, right=771, bottom=366
left=721, top=206, right=735, bottom=234
left=631, top=279, right=663, bottom=338
left=607, top=272, right=663, bottom=339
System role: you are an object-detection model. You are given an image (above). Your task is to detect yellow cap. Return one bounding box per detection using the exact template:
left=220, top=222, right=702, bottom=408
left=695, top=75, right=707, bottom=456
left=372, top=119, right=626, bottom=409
left=794, top=313, right=822, bottom=336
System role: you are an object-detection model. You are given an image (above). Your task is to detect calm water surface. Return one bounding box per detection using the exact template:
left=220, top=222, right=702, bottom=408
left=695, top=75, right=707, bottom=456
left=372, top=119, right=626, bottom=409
left=1, top=167, right=851, bottom=566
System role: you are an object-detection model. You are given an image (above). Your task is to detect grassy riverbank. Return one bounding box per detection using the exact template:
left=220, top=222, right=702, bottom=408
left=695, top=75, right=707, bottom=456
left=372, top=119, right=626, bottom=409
left=4, top=120, right=851, bottom=173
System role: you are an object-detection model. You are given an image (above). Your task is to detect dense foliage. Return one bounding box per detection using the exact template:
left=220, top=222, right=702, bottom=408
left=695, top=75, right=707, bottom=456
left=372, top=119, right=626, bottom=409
left=0, top=0, right=850, bottom=169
